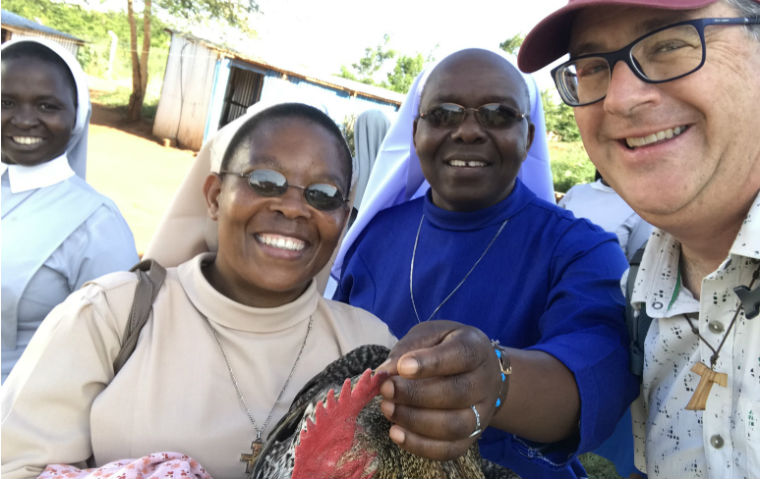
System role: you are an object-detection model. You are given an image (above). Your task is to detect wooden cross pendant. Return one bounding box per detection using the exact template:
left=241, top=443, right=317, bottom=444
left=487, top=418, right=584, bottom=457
left=240, top=439, right=263, bottom=474
left=685, top=362, right=727, bottom=410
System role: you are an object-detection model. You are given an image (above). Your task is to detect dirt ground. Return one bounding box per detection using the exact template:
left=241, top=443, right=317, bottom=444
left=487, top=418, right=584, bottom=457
left=86, top=102, right=197, bottom=254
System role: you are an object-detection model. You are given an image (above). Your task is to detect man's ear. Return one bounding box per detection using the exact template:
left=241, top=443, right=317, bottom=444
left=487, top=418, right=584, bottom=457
left=203, top=173, right=223, bottom=221
left=412, top=117, right=419, bottom=149
left=526, top=122, right=535, bottom=151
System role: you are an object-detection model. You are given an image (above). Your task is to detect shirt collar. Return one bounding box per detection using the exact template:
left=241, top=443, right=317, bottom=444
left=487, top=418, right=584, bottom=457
left=2, top=154, right=75, bottom=193
left=631, top=190, right=760, bottom=317
left=590, top=179, right=613, bottom=193
left=630, top=229, right=697, bottom=318
left=728, top=190, right=760, bottom=259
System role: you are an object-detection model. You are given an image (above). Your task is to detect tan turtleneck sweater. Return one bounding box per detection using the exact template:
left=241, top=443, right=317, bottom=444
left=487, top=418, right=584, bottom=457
left=1, top=252, right=396, bottom=479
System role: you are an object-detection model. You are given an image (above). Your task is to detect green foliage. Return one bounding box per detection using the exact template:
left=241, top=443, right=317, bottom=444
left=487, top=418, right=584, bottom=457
left=541, top=90, right=581, bottom=142
left=351, top=34, right=396, bottom=81
left=3, top=0, right=170, bottom=80
left=386, top=53, right=425, bottom=94
left=549, top=140, right=595, bottom=193
left=499, top=33, right=525, bottom=56
left=338, top=35, right=428, bottom=94
left=339, top=65, right=359, bottom=82
left=498, top=34, right=581, bottom=143
left=341, top=113, right=357, bottom=158
left=159, top=0, right=259, bottom=31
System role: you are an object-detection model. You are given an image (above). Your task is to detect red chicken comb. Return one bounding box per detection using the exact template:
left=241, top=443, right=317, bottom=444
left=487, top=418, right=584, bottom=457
left=292, top=369, right=388, bottom=479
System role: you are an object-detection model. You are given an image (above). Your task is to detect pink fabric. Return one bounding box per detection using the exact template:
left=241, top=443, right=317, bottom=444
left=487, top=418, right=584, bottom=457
left=38, top=452, right=212, bottom=479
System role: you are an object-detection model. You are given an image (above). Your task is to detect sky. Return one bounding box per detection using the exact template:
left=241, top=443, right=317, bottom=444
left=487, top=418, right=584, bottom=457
left=247, top=0, right=568, bottom=91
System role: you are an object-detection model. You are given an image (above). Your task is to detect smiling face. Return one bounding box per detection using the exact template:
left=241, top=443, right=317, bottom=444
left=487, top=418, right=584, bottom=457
left=413, top=50, right=535, bottom=212
left=204, top=116, right=350, bottom=307
left=1, top=57, right=77, bottom=166
left=570, top=3, right=760, bottom=237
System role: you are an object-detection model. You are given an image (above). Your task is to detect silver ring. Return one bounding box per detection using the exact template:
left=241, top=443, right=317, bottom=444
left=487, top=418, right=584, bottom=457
left=468, top=404, right=482, bottom=438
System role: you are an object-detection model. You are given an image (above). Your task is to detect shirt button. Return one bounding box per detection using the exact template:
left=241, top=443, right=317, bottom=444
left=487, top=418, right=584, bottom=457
left=708, top=321, right=725, bottom=334
left=710, top=434, right=724, bottom=449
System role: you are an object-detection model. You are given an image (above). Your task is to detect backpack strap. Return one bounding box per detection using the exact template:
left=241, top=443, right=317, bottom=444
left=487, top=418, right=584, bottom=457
left=626, top=244, right=653, bottom=378
left=112, top=259, right=167, bottom=374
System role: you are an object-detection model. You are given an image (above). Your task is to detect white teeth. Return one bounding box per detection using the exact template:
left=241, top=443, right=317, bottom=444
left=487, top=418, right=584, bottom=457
left=257, top=234, right=305, bottom=251
left=626, top=126, right=686, bottom=148
left=12, top=136, right=42, bottom=145
left=448, top=159, right=487, bottom=167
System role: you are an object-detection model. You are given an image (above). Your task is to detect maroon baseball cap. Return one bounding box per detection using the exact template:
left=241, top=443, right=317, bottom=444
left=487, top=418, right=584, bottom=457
left=517, top=0, right=748, bottom=72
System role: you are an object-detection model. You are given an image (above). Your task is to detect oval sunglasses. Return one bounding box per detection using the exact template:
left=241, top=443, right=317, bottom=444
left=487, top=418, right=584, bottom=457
left=219, top=168, right=348, bottom=211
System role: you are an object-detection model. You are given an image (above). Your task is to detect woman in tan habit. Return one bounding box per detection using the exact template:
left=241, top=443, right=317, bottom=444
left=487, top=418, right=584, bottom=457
left=0, top=102, right=396, bottom=479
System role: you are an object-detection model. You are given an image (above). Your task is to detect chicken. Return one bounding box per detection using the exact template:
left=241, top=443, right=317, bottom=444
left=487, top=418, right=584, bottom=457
left=251, top=344, right=520, bottom=479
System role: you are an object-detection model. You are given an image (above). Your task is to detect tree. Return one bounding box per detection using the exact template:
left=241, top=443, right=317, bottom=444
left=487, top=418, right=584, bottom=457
left=498, top=33, right=580, bottom=142
left=2, top=0, right=168, bottom=79
left=541, top=89, right=581, bottom=142
left=339, top=36, right=428, bottom=95
left=385, top=54, right=425, bottom=94
left=499, top=34, right=525, bottom=56
left=350, top=34, right=396, bottom=83
left=126, top=0, right=151, bottom=120
left=125, top=0, right=259, bottom=120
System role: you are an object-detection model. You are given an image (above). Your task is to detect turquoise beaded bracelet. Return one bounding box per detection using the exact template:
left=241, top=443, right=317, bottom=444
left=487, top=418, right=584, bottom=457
left=491, top=340, right=512, bottom=408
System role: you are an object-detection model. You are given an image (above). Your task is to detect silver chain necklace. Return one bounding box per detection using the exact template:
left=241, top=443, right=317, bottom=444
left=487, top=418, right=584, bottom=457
left=409, top=214, right=508, bottom=323
left=210, top=315, right=313, bottom=473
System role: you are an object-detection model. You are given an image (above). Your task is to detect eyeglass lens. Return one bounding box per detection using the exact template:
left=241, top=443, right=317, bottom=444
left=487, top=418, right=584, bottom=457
left=423, top=103, right=523, bottom=128
left=247, top=169, right=345, bottom=211
left=558, top=22, right=704, bottom=105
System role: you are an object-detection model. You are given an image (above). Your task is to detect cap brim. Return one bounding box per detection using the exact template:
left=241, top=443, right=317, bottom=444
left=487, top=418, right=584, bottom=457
left=517, top=0, right=718, bottom=73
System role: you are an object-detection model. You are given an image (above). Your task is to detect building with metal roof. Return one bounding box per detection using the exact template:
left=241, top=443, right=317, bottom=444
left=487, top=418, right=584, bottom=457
left=152, top=31, right=403, bottom=150
left=1, top=10, right=85, bottom=57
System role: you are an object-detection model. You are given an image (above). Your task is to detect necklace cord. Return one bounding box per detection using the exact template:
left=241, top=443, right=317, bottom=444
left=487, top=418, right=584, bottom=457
left=684, top=263, right=760, bottom=369
left=410, top=214, right=508, bottom=323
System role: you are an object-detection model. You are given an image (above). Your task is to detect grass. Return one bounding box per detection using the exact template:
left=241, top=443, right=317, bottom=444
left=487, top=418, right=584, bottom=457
left=549, top=141, right=596, bottom=193
left=580, top=452, right=623, bottom=479
left=90, top=86, right=160, bottom=120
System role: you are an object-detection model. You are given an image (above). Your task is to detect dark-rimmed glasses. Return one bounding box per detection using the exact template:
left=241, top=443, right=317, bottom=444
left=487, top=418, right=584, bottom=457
left=552, top=16, right=760, bottom=107
left=219, top=168, right=348, bottom=211
left=419, top=103, right=528, bottom=128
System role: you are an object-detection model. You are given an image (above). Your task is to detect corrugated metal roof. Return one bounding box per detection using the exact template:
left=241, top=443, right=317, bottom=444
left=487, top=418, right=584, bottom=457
left=1, top=10, right=85, bottom=44
left=167, top=29, right=405, bottom=106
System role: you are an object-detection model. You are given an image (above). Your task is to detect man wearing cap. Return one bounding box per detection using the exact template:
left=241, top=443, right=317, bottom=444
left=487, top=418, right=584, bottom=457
left=519, top=0, right=760, bottom=477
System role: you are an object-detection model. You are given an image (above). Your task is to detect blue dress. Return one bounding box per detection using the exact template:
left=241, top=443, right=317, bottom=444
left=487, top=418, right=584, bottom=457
left=334, top=179, right=639, bottom=478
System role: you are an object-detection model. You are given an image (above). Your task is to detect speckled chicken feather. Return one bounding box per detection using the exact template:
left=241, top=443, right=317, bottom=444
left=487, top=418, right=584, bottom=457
left=250, top=344, right=520, bottom=479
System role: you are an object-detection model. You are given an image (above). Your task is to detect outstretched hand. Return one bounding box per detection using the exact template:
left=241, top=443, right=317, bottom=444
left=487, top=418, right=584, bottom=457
left=375, top=320, right=503, bottom=461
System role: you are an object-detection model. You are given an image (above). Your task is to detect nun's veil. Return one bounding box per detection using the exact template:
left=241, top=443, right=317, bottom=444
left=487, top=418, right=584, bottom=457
left=144, top=100, right=359, bottom=279
left=329, top=48, right=554, bottom=284
left=353, top=109, right=391, bottom=210
left=0, top=38, right=91, bottom=179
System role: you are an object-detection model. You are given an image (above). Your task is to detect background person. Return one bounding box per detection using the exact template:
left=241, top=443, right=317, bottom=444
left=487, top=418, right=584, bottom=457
left=334, top=48, right=638, bottom=478
left=1, top=102, right=396, bottom=479
left=352, top=108, right=391, bottom=214
left=559, top=171, right=652, bottom=261
left=518, top=0, right=760, bottom=476
left=0, top=38, right=138, bottom=382
left=559, top=168, right=651, bottom=479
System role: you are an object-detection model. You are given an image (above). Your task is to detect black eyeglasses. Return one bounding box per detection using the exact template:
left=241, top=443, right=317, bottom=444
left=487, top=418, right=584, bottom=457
left=219, top=168, right=348, bottom=211
left=418, top=103, right=528, bottom=129
left=552, top=16, right=760, bottom=106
